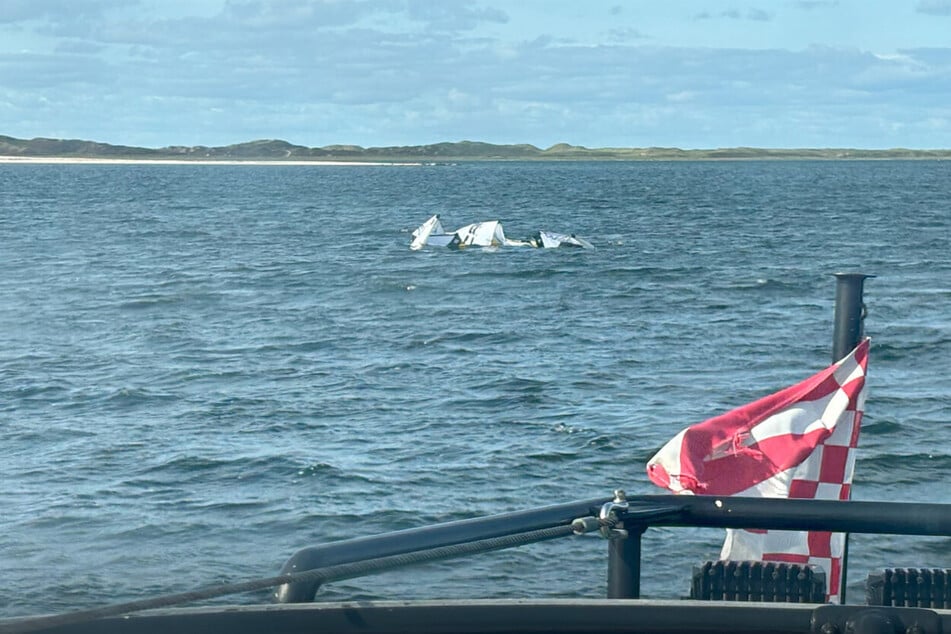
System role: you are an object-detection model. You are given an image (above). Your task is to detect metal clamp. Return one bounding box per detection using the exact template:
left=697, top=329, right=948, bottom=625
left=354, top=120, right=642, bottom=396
left=570, top=516, right=601, bottom=535
left=598, top=489, right=629, bottom=540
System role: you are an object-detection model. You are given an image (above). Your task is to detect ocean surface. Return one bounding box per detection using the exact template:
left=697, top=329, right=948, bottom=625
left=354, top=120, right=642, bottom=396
left=1, top=160, right=949, bottom=618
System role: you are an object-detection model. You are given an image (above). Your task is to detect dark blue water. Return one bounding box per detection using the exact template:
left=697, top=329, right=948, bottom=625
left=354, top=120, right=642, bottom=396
left=1, top=160, right=949, bottom=616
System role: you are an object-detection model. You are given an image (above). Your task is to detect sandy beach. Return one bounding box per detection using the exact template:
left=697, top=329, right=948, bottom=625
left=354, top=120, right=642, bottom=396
left=0, top=156, right=421, bottom=166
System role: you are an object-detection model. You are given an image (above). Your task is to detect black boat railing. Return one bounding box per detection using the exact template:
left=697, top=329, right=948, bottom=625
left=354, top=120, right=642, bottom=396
left=275, top=493, right=951, bottom=603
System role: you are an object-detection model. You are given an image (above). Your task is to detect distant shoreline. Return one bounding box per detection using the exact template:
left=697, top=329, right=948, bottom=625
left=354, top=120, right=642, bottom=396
left=3, top=155, right=951, bottom=165
left=0, top=156, right=420, bottom=166
left=4, top=134, right=951, bottom=162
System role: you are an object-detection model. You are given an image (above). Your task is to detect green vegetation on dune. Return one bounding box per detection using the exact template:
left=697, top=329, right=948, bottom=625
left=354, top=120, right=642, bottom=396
left=2, top=134, right=950, bottom=161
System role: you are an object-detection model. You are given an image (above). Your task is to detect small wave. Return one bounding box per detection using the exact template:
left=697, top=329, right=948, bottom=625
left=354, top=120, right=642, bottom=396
left=873, top=335, right=950, bottom=362
left=585, top=435, right=616, bottom=449
left=294, top=461, right=343, bottom=478
left=8, top=382, right=71, bottom=400
left=467, top=376, right=548, bottom=393
left=99, top=386, right=178, bottom=408
left=714, top=277, right=805, bottom=292
left=859, top=419, right=903, bottom=436
left=177, top=499, right=271, bottom=512
left=422, top=330, right=521, bottom=347
left=856, top=451, right=951, bottom=486
left=550, top=422, right=588, bottom=434
left=138, top=453, right=302, bottom=479
left=141, top=455, right=234, bottom=474
left=437, top=382, right=554, bottom=409
left=116, top=294, right=183, bottom=309
left=463, top=267, right=576, bottom=281
left=525, top=450, right=579, bottom=463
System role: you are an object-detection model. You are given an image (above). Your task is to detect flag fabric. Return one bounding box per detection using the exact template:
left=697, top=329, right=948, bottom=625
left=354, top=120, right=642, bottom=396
left=646, top=338, right=869, bottom=603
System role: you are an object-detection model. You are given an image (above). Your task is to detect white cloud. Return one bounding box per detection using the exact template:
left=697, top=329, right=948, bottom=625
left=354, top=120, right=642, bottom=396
left=791, top=1, right=839, bottom=9
left=666, top=91, right=697, bottom=103
left=405, top=0, right=508, bottom=32
left=1, top=1, right=950, bottom=148
left=694, top=8, right=773, bottom=21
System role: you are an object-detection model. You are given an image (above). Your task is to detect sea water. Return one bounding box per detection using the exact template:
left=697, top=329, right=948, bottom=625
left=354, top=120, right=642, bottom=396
left=1, top=160, right=949, bottom=616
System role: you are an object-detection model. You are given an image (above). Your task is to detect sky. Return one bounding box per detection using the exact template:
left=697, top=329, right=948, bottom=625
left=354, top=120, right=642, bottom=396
left=2, top=0, right=951, bottom=150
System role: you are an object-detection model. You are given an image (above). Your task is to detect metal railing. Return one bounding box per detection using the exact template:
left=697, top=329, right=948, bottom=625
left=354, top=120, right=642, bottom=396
left=275, top=493, right=951, bottom=602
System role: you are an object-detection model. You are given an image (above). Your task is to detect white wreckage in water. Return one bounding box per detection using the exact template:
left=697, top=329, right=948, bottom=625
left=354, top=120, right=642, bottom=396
left=409, top=215, right=593, bottom=251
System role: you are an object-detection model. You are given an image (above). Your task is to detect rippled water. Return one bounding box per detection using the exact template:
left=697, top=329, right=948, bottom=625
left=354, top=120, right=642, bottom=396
left=1, top=160, right=949, bottom=616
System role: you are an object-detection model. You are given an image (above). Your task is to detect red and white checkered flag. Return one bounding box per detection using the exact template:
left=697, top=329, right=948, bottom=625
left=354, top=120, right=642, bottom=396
left=646, top=338, right=869, bottom=602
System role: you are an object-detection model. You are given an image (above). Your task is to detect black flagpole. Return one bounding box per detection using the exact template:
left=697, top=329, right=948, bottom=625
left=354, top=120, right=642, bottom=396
left=831, top=272, right=873, bottom=604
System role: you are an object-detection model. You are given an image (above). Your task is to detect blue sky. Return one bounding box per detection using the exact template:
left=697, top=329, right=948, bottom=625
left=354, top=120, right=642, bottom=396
left=2, top=0, right=950, bottom=149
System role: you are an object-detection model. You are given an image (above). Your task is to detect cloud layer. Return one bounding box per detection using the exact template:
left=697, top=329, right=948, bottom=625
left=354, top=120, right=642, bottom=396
left=2, top=0, right=950, bottom=148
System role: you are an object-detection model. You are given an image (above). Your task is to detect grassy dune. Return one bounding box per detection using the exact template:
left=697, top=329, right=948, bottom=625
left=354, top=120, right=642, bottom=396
left=3, top=135, right=950, bottom=162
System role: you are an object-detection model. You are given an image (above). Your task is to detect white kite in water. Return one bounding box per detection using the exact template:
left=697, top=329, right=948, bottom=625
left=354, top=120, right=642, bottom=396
left=409, top=215, right=593, bottom=250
